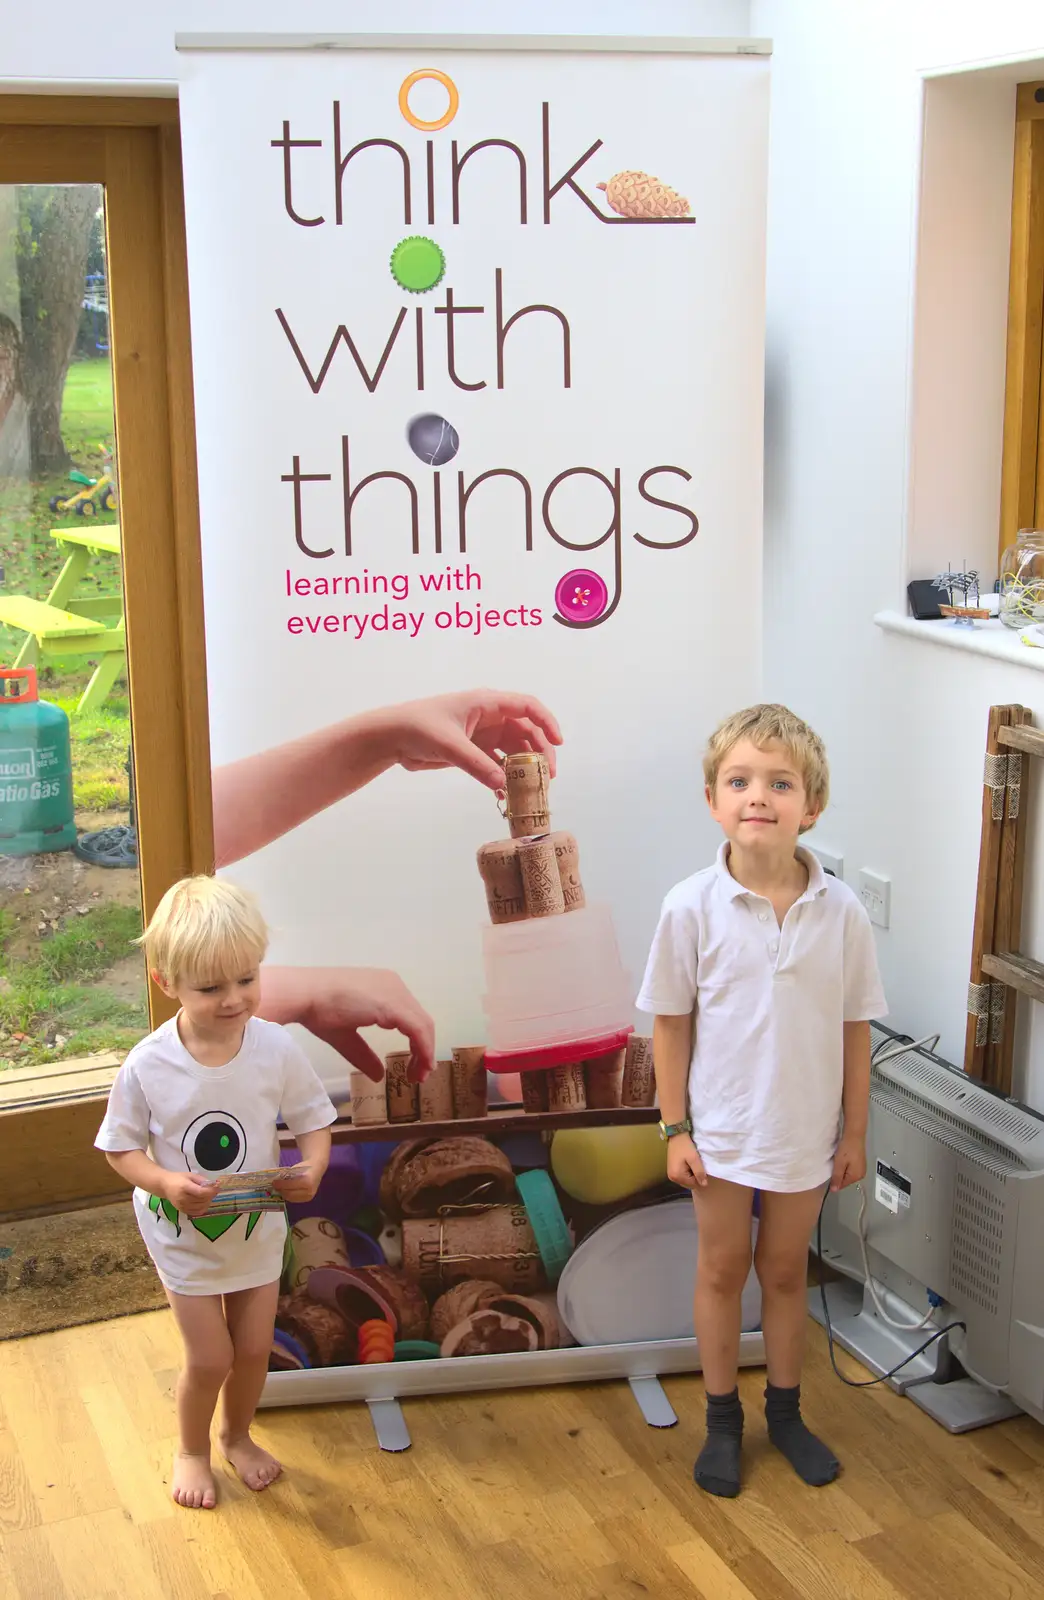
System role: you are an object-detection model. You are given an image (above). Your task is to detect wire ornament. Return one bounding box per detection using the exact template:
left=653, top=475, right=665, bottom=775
left=932, top=563, right=986, bottom=627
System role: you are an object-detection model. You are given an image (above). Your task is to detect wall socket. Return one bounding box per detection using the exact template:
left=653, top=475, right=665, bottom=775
left=859, top=869, right=891, bottom=928
left=808, top=844, right=844, bottom=879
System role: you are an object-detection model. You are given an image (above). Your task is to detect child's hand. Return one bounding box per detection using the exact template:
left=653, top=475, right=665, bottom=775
left=273, top=1163, right=323, bottom=1204
left=162, top=1171, right=220, bottom=1217
left=830, top=1133, right=867, bottom=1192
left=666, top=1133, right=708, bottom=1190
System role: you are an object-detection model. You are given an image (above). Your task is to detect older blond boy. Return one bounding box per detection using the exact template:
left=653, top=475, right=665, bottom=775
left=637, top=705, right=885, bottom=1497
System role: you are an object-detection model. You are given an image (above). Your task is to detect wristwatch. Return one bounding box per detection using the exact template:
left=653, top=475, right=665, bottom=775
left=658, top=1117, right=693, bottom=1142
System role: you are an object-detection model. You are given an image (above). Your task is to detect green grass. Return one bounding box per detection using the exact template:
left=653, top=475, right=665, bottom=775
left=2, top=356, right=129, bottom=809
left=0, top=902, right=146, bottom=1065
left=60, top=360, right=117, bottom=456
left=0, top=358, right=142, bottom=1069
left=54, top=682, right=130, bottom=812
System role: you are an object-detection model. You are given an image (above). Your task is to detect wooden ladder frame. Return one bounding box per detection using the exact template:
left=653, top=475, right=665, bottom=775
left=965, top=703, right=1040, bottom=1093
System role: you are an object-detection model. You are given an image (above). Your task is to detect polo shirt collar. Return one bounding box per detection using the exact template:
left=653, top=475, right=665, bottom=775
left=714, top=841, right=827, bottom=901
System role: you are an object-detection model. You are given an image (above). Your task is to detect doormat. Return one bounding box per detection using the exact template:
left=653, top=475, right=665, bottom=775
left=0, top=1200, right=166, bottom=1340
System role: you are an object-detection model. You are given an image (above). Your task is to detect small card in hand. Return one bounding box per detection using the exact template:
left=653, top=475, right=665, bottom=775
left=203, top=1163, right=307, bottom=1216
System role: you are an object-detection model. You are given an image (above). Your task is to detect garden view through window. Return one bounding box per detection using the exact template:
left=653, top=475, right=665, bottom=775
left=0, top=183, right=146, bottom=1077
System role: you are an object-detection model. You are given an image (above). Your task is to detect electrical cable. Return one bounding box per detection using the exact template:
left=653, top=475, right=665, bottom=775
left=815, top=1196, right=964, bottom=1389
left=853, top=1183, right=935, bottom=1331
left=945, top=1335, right=1010, bottom=1397
left=815, top=1030, right=997, bottom=1392
left=871, top=1033, right=941, bottom=1068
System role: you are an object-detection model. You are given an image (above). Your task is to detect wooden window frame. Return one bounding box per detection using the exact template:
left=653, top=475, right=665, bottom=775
left=1000, top=81, right=1044, bottom=559
left=0, top=98, right=213, bottom=1216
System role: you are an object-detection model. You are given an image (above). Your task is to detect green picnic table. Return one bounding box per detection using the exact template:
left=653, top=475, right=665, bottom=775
left=0, top=524, right=126, bottom=715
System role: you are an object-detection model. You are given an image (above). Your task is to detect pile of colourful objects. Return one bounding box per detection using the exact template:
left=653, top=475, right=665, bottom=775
left=269, top=1134, right=571, bottom=1370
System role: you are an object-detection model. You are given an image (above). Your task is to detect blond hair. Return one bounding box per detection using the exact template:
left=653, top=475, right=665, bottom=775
left=703, top=704, right=830, bottom=827
left=140, top=875, right=268, bottom=984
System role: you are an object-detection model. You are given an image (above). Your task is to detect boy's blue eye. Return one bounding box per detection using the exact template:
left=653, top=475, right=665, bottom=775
left=729, top=778, right=747, bottom=789
left=773, top=781, right=792, bottom=791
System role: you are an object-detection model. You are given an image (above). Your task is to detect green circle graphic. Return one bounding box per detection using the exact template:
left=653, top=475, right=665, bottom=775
left=390, top=236, right=446, bottom=294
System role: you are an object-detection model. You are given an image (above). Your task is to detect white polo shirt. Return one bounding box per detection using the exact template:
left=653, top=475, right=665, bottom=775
left=636, top=844, right=887, bottom=1192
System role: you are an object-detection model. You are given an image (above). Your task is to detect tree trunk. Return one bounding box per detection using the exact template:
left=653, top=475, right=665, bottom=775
left=17, top=186, right=99, bottom=475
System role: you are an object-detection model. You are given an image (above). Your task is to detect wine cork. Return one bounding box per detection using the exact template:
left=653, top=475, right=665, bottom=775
left=385, top=1051, right=419, bottom=1123
left=547, top=1062, right=586, bottom=1112
left=552, top=831, right=585, bottom=912
left=585, top=1047, right=625, bottom=1109
left=504, top=751, right=550, bottom=839
left=394, top=1137, right=515, bottom=1218
left=276, top=1292, right=354, bottom=1367
left=451, top=1046, right=488, bottom=1119
left=622, top=1035, right=656, bottom=1108
left=419, top=1059, right=455, bottom=1122
left=286, top=1217, right=350, bottom=1291
left=476, top=840, right=527, bottom=924
left=350, top=1070, right=388, bottom=1126
left=402, top=1205, right=545, bottom=1292
left=521, top=1071, right=550, bottom=1114
left=441, top=1309, right=538, bottom=1358
left=518, top=835, right=566, bottom=917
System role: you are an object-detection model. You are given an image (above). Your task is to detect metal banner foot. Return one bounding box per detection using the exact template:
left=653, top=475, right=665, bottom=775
left=366, top=1397, right=411, bottom=1451
left=628, top=1376, right=678, bottom=1428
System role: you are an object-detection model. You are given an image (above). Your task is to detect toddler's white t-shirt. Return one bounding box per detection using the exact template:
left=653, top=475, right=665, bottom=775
left=96, top=1016, right=336, bottom=1295
left=636, top=845, right=886, bottom=1192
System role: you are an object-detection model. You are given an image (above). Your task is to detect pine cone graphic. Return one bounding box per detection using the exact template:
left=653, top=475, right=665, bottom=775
left=597, top=170, right=691, bottom=219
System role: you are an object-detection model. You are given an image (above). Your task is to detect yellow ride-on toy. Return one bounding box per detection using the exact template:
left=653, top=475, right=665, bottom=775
left=49, top=449, right=118, bottom=518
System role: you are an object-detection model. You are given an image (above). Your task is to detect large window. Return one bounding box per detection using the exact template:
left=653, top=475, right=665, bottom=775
left=0, top=101, right=211, bottom=1216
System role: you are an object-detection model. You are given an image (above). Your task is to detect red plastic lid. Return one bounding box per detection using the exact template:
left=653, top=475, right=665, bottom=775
left=0, top=667, right=38, bottom=704
left=485, top=1027, right=634, bottom=1075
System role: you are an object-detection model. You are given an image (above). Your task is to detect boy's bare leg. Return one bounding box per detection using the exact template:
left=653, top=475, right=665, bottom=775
left=219, top=1280, right=283, bottom=1490
left=756, top=1186, right=838, bottom=1485
left=165, top=1291, right=233, bottom=1509
left=691, top=1179, right=755, bottom=1497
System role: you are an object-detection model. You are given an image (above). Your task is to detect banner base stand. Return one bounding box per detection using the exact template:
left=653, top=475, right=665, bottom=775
left=260, top=1332, right=766, bottom=1428
left=628, top=1375, right=678, bottom=1428
left=367, top=1397, right=412, bottom=1452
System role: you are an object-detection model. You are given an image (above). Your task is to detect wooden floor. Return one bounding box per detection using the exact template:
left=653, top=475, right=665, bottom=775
left=2, top=1313, right=1044, bottom=1600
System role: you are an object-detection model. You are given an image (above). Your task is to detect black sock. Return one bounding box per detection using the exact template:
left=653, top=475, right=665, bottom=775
left=765, top=1384, right=839, bottom=1486
left=694, top=1388, right=743, bottom=1498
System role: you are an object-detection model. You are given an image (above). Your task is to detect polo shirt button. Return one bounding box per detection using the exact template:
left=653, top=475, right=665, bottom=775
left=758, top=912, right=769, bottom=923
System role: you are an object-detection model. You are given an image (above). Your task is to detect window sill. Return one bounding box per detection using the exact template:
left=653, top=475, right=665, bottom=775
left=874, top=610, right=1044, bottom=672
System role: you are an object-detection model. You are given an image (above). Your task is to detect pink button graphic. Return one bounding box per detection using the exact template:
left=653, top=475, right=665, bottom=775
left=555, top=569, right=609, bottom=623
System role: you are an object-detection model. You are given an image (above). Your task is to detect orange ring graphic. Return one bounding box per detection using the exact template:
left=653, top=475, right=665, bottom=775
left=399, top=69, right=459, bottom=133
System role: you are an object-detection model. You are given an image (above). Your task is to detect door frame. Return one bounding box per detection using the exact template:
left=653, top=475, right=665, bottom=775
left=0, top=97, right=212, bottom=1216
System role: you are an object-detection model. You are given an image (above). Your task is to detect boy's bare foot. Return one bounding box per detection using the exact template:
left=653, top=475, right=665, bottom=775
left=172, top=1451, right=217, bottom=1510
left=220, top=1431, right=283, bottom=1491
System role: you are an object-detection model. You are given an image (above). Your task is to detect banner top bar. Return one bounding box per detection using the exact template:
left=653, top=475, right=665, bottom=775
left=175, top=33, right=772, bottom=57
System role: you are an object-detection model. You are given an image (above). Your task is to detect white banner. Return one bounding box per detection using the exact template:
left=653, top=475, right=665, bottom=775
left=178, top=40, right=768, bottom=1082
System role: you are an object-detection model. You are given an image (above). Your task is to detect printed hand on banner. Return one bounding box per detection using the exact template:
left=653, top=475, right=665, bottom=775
left=258, top=966, right=436, bottom=1084
left=381, top=689, right=563, bottom=791
left=212, top=687, right=563, bottom=867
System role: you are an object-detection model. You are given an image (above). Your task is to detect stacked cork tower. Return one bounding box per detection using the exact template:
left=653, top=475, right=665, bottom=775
left=477, top=753, right=654, bottom=1114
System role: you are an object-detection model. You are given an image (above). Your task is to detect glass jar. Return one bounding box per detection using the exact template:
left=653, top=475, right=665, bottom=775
left=999, top=528, right=1044, bottom=629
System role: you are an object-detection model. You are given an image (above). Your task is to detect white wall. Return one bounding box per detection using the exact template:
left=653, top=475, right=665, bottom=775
left=752, top=0, right=1044, bottom=1103
left=909, top=70, right=1019, bottom=587
left=1, top=0, right=753, bottom=91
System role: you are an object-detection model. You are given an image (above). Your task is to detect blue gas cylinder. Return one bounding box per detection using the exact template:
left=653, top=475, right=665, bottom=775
left=0, top=667, right=76, bottom=855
